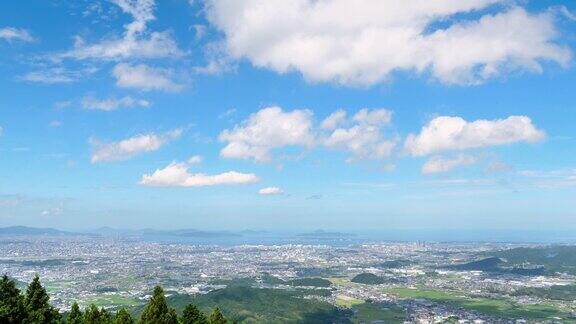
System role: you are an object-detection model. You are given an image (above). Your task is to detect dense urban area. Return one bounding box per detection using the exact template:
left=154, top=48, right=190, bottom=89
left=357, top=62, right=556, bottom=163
left=1, top=229, right=575, bottom=323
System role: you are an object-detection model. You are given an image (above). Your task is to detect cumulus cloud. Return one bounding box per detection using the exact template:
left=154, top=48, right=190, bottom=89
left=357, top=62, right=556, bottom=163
left=422, top=154, right=478, bottom=175
left=219, top=106, right=397, bottom=162
left=82, top=96, right=151, bottom=111
left=58, top=0, right=182, bottom=61
left=405, top=115, right=545, bottom=156
left=0, top=27, right=34, bottom=42
left=90, top=129, right=182, bottom=163
left=140, top=162, right=259, bottom=187
left=258, top=187, right=284, bottom=195
left=112, top=63, right=183, bottom=92
left=322, top=108, right=396, bottom=161
left=219, top=106, right=314, bottom=162
left=205, top=1, right=570, bottom=85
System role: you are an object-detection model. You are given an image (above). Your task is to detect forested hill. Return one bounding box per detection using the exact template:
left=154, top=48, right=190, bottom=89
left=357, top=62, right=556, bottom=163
left=0, top=275, right=227, bottom=324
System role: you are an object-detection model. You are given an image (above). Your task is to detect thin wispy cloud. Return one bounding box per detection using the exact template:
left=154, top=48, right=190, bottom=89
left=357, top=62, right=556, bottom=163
left=82, top=96, right=151, bottom=111
left=57, top=0, right=183, bottom=61
left=19, top=67, right=97, bottom=84
left=422, top=154, right=479, bottom=175
left=0, top=27, right=34, bottom=42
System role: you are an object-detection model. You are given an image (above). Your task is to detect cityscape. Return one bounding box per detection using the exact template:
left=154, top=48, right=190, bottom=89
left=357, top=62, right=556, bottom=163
left=2, top=0, right=576, bottom=323
left=1, top=229, right=575, bottom=323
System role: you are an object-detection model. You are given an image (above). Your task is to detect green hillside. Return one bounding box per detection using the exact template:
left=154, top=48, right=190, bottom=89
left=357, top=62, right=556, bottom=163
left=490, top=245, right=576, bottom=275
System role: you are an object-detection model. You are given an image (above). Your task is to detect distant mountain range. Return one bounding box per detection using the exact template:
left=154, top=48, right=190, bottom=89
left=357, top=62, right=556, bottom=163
left=0, top=226, right=78, bottom=236
left=81, top=227, right=244, bottom=238
left=0, top=226, right=357, bottom=240
left=0, top=226, right=267, bottom=239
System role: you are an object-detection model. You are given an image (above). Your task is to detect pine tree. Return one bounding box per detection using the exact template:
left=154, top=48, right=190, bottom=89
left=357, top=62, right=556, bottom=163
left=84, top=304, right=111, bottom=324
left=209, top=307, right=227, bottom=324
left=138, top=286, right=178, bottom=324
left=67, top=302, right=83, bottom=324
left=0, top=275, right=26, bottom=323
left=23, top=275, right=61, bottom=324
left=113, top=308, right=134, bottom=324
left=182, top=304, right=208, bottom=324
left=165, top=308, right=178, bottom=324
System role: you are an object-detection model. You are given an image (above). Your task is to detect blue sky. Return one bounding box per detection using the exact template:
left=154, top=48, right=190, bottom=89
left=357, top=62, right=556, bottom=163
left=0, top=0, right=575, bottom=231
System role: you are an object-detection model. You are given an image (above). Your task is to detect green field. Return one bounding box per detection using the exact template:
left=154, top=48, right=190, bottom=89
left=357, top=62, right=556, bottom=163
left=82, top=295, right=143, bottom=308
left=386, top=288, right=573, bottom=321
left=350, top=302, right=406, bottom=324
left=335, top=295, right=363, bottom=308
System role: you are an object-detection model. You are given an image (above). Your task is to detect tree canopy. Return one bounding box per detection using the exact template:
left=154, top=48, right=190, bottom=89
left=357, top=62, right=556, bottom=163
left=0, top=275, right=225, bottom=324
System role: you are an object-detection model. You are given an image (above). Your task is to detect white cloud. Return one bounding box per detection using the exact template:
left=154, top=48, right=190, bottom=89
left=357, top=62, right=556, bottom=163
left=353, top=109, right=392, bottom=125
left=90, top=129, right=182, bottom=163
left=206, top=1, right=570, bottom=85
left=82, top=96, right=151, bottom=111
left=518, top=168, right=576, bottom=188
left=0, top=27, right=34, bottom=42
left=320, top=110, right=346, bottom=130
left=187, top=155, right=203, bottom=164
left=112, top=63, right=184, bottom=92
left=258, top=187, right=284, bottom=195
left=219, top=106, right=314, bottom=162
left=322, top=108, right=396, bottom=161
left=20, top=67, right=97, bottom=84
left=422, top=154, right=478, bottom=175
left=220, top=106, right=397, bottom=162
left=557, top=6, right=576, bottom=22
left=41, top=204, right=64, bottom=218
left=192, top=42, right=235, bottom=75
left=59, top=0, right=182, bottom=61
left=405, top=115, right=545, bottom=156
left=140, top=162, right=259, bottom=187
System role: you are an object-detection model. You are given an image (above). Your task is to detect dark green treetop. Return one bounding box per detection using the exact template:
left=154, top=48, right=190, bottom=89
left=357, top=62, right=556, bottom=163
left=138, top=286, right=178, bottom=324
left=113, top=308, right=134, bottom=324
left=84, top=304, right=112, bottom=324
left=23, top=275, right=61, bottom=324
left=0, top=275, right=26, bottom=323
left=208, top=307, right=227, bottom=324
left=67, top=302, right=83, bottom=324
left=181, top=303, right=208, bottom=324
